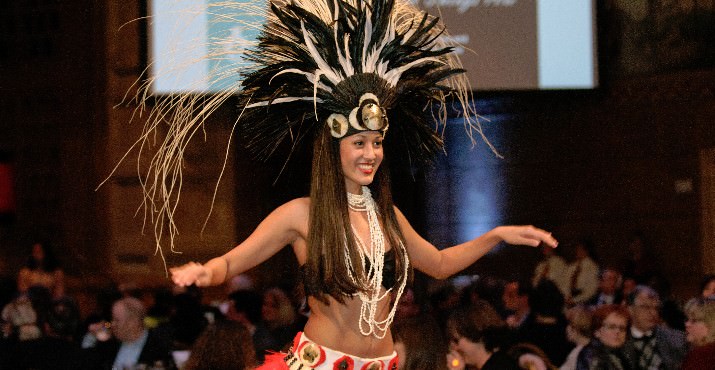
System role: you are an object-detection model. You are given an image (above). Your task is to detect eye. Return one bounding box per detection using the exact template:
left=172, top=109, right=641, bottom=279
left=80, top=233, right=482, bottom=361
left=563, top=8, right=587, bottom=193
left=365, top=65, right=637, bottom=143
left=353, top=140, right=364, bottom=146
left=373, top=140, right=383, bottom=147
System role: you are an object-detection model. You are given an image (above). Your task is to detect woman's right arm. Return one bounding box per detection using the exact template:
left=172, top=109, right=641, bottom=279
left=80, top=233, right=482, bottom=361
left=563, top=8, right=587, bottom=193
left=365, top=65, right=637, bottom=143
left=170, top=198, right=309, bottom=287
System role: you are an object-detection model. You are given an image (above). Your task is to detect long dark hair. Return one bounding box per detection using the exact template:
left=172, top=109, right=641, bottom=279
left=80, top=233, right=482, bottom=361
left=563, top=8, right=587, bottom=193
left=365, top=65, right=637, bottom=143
left=304, top=128, right=410, bottom=303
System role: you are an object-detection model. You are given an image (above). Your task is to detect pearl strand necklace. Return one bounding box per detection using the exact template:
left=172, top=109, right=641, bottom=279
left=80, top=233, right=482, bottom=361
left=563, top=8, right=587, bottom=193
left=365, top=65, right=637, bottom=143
left=345, top=186, right=409, bottom=339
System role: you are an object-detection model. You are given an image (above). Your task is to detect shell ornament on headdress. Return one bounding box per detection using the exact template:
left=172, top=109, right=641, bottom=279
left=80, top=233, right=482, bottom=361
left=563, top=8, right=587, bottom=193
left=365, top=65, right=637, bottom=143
left=111, top=0, right=492, bottom=262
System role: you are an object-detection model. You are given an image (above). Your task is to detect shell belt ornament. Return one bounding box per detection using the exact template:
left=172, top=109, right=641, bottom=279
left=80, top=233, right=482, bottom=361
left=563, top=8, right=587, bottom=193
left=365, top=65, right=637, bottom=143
left=285, top=334, right=398, bottom=369
left=345, top=186, right=409, bottom=339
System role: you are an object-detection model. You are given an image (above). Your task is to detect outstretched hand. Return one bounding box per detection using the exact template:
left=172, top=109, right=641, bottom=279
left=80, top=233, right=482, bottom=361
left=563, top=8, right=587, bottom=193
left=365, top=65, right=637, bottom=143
left=170, top=262, right=212, bottom=287
left=494, top=225, right=558, bottom=248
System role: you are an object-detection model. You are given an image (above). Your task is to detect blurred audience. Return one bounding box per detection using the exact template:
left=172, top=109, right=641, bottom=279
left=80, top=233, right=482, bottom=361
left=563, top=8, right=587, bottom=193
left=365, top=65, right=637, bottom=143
left=447, top=300, right=519, bottom=370
left=17, top=241, right=65, bottom=299
left=699, top=274, right=715, bottom=299
left=561, top=305, right=593, bottom=370
left=392, top=313, right=449, bottom=370
left=680, top=297, right=715, bottom=370
left=517, top=280, right=571, bottom=366
left=532, top=244, right=569, bottom=298
left=623, top=285, right=686, bottom=370
left=253, top=286, right=302, bottom=362
left=586, top=268, right=624, bottom=308
left=183, top=319, right=257, bottom=370
left=1, top=285, right=51, bottom=341
left=621, top=231, right=661, bottom=286
left=576, top=304, right=631, bottom=370
left=84, top=296, right=173, bottom=369
left=3, top=297, right=87, bottom=369
left=508, top=342, right=559, bottom=370
left=395, top=287, right=423, bottom=323
left=565, top=239, right=599, bottom=306
left=503, top=279, right=532, bottom=331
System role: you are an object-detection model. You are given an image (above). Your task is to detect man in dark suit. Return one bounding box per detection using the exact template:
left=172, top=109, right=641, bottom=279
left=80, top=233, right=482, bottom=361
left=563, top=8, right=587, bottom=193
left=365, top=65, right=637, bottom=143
left=585, top=267, right=624, bottom=308
left=84, top=296, right=173, bottom=369
left=623, top=285, right=687, bottom=370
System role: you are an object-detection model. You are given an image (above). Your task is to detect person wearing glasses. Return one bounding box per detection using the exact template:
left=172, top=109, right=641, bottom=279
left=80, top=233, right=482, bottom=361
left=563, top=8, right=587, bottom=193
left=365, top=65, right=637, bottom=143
left=622, top=285, right=686, bottom=370
left=680, top=296, right=715, bottom=370
left=576, top=304, right=632, bottom=370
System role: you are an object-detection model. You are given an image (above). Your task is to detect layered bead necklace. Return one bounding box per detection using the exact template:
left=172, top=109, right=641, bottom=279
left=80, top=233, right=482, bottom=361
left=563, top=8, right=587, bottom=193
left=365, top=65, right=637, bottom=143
left=345, top=186, right=409, bottom=339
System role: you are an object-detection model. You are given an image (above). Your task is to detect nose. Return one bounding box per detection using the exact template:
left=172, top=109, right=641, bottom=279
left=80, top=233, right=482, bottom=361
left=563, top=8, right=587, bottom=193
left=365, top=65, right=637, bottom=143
left=363, top=143, right=376, bottom=159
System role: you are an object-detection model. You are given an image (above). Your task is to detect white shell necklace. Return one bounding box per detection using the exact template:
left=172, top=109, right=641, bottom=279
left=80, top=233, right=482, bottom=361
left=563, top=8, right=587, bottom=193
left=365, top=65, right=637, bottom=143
left=345, top=186, right=409, bottom=339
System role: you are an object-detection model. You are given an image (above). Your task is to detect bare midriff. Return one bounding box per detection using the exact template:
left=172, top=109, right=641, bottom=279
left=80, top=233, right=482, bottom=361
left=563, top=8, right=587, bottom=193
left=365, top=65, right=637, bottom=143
left=302, top=292, right=394, bottom=358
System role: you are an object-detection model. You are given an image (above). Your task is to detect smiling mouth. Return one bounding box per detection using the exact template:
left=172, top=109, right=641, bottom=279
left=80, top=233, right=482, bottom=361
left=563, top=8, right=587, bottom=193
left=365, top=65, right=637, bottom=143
left=358, top=164, right=374, bottom=173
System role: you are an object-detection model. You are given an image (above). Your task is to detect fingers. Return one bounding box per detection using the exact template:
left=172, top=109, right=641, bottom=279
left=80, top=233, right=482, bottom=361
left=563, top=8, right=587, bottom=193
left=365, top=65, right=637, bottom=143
left=170, top=262, right=202, bottom=287
left=520, top=225, right=558, bottom=248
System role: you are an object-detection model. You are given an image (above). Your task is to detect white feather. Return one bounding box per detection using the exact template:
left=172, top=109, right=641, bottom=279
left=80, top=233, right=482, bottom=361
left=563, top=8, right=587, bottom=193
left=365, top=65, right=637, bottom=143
left=245, top=96, right=325, bottom=108
left=301, top=21, right=343, bottom=85
left=384, top=57, right=444, bottom=86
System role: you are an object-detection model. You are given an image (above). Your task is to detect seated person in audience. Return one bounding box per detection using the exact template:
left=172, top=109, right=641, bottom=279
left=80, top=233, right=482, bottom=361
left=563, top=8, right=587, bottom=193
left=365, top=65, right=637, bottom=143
left=6, top=297, right=87, bottom=370
left=565, top=239, right=599, bottom=307
left=394, top=287, right=422, bottom=323
left=532, top=244, right=569, bottom=298
left=226, top=289, right=262, bottom=335
left=680, top=296, right=715, bottom=370
left=561, top=305, right=593, bottom=370
left=392, top=313, right=448, bottom=370
left=253, top=286, right=302, bottom=361
left=586, top=268, right=624, bottom=307
left=84, top=296, right=173, bottom=370
left=699, top=274, right=715, bottom=299
left=183, top=319, right=257, bottom=370
left=576, top=304, right=631, bottom=370
left=1, top=285, right=51, bottom=342
left=518, top=280, right=571, bottom=366
left=447, top=300, right=520, bottom=370
left=502, top=279, right=532, bottom=330
left=508, top=342, right=559, bottom=370
left=623, top=285, right=686, bottom=370
left=17, top=241, right=65, bottom=299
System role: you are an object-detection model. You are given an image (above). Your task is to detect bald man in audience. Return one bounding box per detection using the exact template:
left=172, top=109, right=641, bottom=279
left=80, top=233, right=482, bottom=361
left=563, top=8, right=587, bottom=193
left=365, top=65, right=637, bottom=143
left=85, top=296, right=173, bottom=369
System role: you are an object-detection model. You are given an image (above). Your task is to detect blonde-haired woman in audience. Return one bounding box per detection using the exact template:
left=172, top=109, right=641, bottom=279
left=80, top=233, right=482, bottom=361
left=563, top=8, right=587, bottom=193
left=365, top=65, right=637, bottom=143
left=561, top=305, right=593, bottom=370
left=680, top=297, right=715, bottom=370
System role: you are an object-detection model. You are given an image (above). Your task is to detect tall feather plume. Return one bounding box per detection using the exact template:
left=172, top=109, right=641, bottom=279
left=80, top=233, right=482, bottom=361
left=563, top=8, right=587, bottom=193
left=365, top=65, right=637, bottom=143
left=107, top=0, right=492, bottom=262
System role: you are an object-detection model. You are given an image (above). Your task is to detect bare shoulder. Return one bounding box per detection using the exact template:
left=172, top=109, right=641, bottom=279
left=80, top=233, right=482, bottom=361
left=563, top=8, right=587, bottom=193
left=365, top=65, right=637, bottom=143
left=281, top=197, right=310, bottom=215
left=392, top=205, right=408, bottom=223
left=271, top=197, right=310, bottom=226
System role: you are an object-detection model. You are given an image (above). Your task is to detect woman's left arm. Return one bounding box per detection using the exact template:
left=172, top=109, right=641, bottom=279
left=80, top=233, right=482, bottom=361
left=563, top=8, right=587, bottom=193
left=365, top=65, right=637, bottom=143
left=395, top=207, right=557, bottom=279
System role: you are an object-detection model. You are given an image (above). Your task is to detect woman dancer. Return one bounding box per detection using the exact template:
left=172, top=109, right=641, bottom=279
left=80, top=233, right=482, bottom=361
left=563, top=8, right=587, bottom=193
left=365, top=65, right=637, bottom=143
left=159, top=0, right=557, bottom=368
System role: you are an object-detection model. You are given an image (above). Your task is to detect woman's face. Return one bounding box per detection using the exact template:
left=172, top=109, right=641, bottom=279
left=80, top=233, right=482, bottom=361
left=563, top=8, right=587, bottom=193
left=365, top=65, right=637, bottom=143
left=339, top=131, right=383, bottom=193
left=685, top=315, right=710, bottom=346
left=594, top=312, right=628, bottom=348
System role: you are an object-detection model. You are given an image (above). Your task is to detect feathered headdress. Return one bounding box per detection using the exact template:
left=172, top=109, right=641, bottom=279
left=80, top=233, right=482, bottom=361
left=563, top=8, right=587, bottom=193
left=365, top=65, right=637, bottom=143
left=238, top=0, right=485, bottom=164
left=110, top=0, right=491, bottom=262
